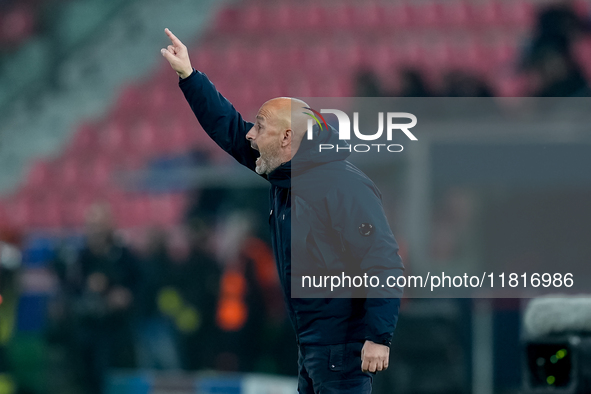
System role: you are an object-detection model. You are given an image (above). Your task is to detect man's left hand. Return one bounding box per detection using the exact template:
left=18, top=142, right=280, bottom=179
left=361, top=340, right=389, bottom=373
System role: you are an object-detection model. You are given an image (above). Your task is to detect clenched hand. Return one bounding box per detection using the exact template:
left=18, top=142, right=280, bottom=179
left=161, top=28, right=193, bottom=79
left=361, top=340, right=390, bottom=373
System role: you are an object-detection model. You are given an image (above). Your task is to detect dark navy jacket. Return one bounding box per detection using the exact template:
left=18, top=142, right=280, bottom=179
left=179, top=70, right=404, bottom=346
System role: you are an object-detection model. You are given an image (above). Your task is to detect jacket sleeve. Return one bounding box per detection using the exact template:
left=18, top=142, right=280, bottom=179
left=179, top=69, right=258, bottom=173
left=327, top=180, right=404, bottom=346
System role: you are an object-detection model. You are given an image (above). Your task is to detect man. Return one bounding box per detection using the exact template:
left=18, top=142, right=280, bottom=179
left=67, top=203, right=138, bottom=394
left=161, top=28, right=404, bottom=393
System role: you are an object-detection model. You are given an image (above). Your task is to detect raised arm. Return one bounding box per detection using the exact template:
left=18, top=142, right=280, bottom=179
left=161, top=28, right=258, bottom=173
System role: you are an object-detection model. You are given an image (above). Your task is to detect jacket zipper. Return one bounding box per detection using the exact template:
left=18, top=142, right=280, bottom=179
left=274, top=187, right=299, bottom=343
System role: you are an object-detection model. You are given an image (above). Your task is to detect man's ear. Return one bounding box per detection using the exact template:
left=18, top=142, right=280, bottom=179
left=282, top=128, right=292, bottom=147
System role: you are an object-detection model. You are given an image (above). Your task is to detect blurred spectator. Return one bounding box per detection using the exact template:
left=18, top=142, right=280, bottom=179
left=355, top=69, right=384, bottom=97
left=0, top=228, right=22, bottom=380
left=133, top=227, right=181, bottom=370
left=397, top=68, right=432, bottom=97
left=149, top=220, right=221, bottom=371
left=441, top=70, right=494, bottom=97
left=530, top=48, right=590, bottom=97
left=66, top=203, right=139, bottom=394
left=525, top=3, right=590, bottom=62
left=211, top=212, right=283, bottom=373
left=522, top=3, right=591, bottom=97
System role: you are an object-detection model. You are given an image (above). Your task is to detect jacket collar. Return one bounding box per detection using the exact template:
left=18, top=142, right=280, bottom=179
left=267, top=160, right=291, bottom=188
left=266, top=123, right=349, bottom=189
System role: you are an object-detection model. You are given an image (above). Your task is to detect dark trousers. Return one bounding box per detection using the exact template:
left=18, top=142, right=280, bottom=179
left=297, top=342, right=373, bottom=394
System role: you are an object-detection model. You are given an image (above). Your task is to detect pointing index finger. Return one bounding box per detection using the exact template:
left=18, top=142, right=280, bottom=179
left=165, top=28, right=183, bottom=47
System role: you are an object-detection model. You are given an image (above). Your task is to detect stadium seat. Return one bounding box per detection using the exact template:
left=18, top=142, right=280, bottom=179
left=386, top=2, right=413, bottom=30
left=0, top=4, right=36, bottom=47
left=98, top=120, right=128, bottom=155
left=112, top=84, right=144, bottom=123
left=25, top=160, right=54, bottom=191
left=302, top=43, right=334, bottom=73
left=30, top=192, right=62, bottom=228
left=65, top=123, right=99, bottom=157
left=412, top=1, right=445, bottom=29
left=326, top=4, right=355, bottom=31
left=268, top=3, right=301, bottom=32
left=242, top=3, right=267, bottom=33
left=6, top=194, right=33, bottom=229
left=494, top=74, right=530, bottom=97
left=574, top=0, right=591, bottom=18
left=503, top=0, right=534, bottom=29
left=58, top=192, right=93, bottom=228
left=441, top=0, right=473, bottom=29
left=149, top=194, right=185, bottom=227
left=192, top=45, right=223, bottom=75
left=573, top=37, right=591, bottom=81
left=214, top=6, right=243, bottom=34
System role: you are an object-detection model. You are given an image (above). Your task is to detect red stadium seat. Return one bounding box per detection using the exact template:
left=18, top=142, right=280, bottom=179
left=124, top=194, right=152, bottom=228
left=166, top=120, right=194, bottom=153
left=242, top=3, right=269, bottom=33
left=114, top=85, right=143, bottom=116
left=58, top=192, right=93, bottom=228
left=494, top=74, right=530, bottom=97
left=366, top=41, right=399, bottom=75
left=98, top=120, right=128, bottom=155
left=0, top=202, right=7, bottom=225
left=86, top=156, right=112, bottom=190
left=302, top=43, right=334, bottom=72
left=149, top=194, right=185, bottom=227
left=192, top=45, right=223, bottom=75
left=0, top=5, right=35, bottom=47
left=503, top=0, right=535, bottom=29
left=6, top=193, right=34, bottom=229
left=134, top=119, right=164, bottom=157
left=25, top=160, right=54, bottom=190
left=301, top=4, right=329, bottom=32
left=54, top=157, right=82, bottom=190
left=30, top=192, right=62, bottom=228
left=573, top=37, right=591, bottom=81
left=574, top=0, right=591, bottom=18
left=327, top=4, right=355, bottom=31
left=490, top=37, right=518, bottom=69
left=215, top=7, right=241, bottom=33
left=386, top=2, right=413, bottom=30
left=144, top=84, right=176, bottom=115
left=336, top=41, right=367, bottom=72
left=412, top=1, right=445, bottom=29
left=399, top=38, right=425, bottom=67
left=65, top=123, right=99, bottom=157
left=442, top=0, right=473, bottom=29
left=474, top=0, right=504, bottom=28
left=269, top=3, right=302, bottom=32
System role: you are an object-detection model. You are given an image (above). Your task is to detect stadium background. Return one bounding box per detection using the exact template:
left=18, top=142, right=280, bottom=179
left=1, top=0, right=591, bottom=393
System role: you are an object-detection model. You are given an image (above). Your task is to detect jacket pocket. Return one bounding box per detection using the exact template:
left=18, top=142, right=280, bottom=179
left=328, top=344, right=345, bottom=372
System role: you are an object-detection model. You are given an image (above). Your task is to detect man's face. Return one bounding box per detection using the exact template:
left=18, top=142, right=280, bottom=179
left=246, top=104, right=284, bottom=175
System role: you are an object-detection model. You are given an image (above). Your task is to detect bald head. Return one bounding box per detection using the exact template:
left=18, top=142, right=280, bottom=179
left=259, top=97, right=309, bottom=140
left=246, top=97, right=311, bottom=175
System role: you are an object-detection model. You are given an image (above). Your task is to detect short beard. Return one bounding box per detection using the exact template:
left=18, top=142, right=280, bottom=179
left=255, top=144, right=283, bottom=175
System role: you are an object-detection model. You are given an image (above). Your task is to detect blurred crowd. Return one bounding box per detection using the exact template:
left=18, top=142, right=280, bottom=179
left=37, top=194, right=296, bottom=394
left=356, top=2, right=591, bottom=98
